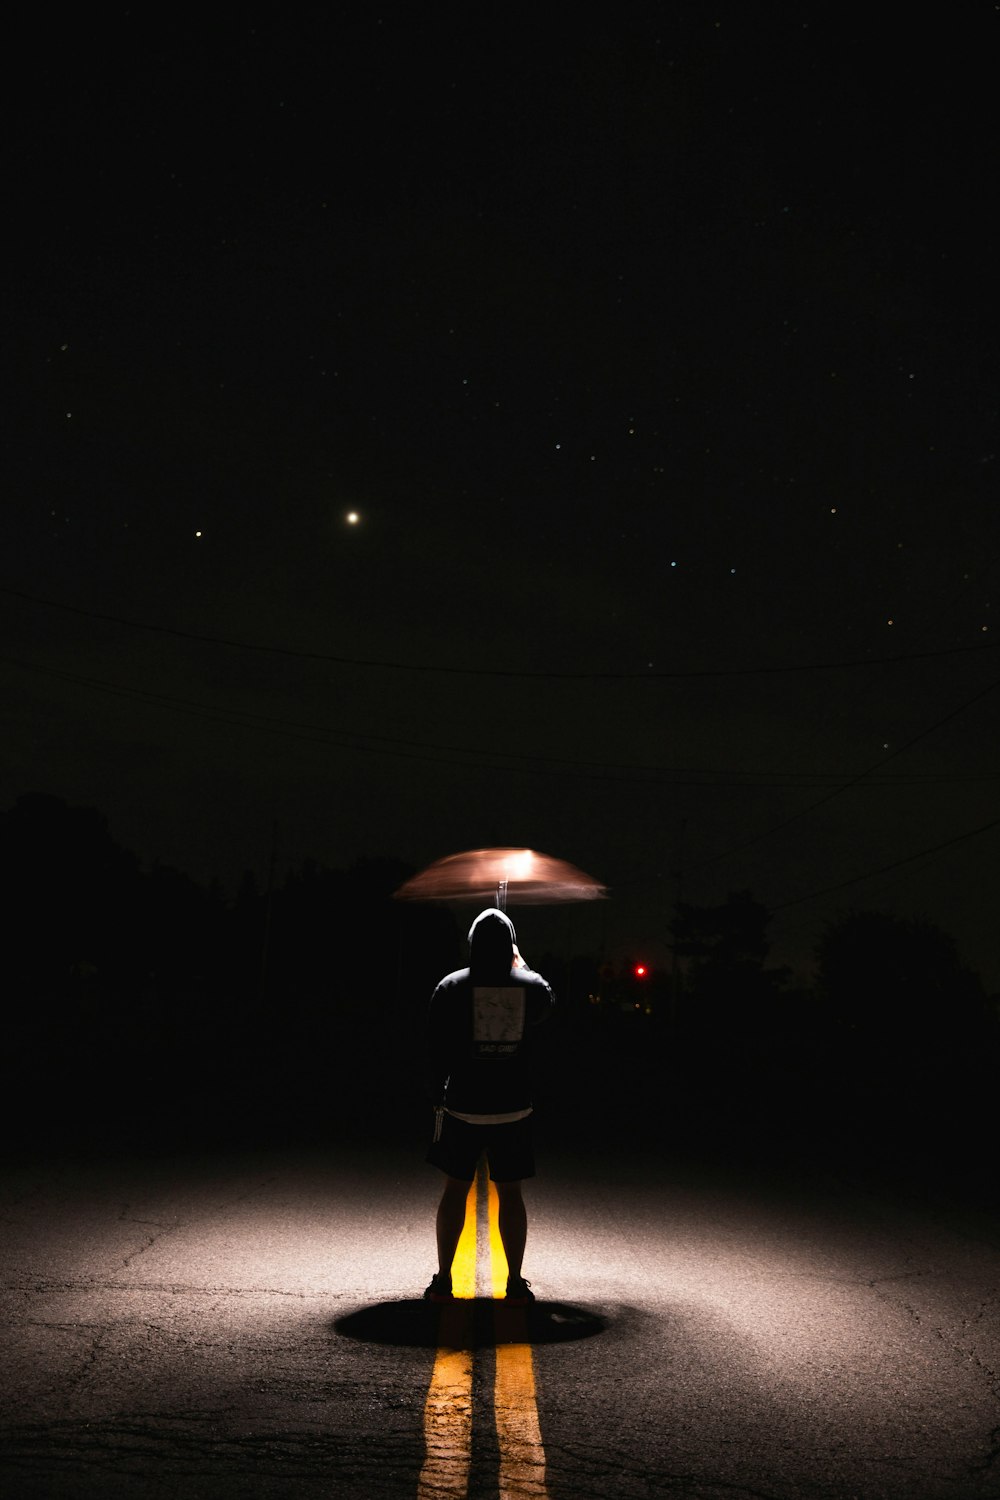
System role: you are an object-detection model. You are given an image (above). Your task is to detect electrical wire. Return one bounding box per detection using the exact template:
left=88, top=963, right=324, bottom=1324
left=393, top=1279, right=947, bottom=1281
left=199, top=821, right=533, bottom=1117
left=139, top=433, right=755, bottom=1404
left=3, top=584, right=997, bottom=681
left=695, top=671, right=1000, bottom=870
left=5, top=651, right=999, bottom=790
left=768, top=818, right=1000, bottom=912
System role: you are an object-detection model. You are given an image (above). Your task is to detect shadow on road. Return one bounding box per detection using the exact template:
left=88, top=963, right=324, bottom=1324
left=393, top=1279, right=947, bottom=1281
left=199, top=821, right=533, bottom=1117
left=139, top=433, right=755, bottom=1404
left=333, top=1297, right=608, bottom=1348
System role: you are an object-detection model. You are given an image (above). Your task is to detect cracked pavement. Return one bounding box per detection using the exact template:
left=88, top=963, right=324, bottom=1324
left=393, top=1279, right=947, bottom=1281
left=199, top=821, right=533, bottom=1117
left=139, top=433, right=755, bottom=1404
left=1, top=1137, right=998, bottom=1498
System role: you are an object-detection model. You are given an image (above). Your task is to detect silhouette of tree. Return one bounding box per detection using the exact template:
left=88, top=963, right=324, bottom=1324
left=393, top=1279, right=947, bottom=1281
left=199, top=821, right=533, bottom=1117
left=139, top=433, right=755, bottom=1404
left=1, top=793, right=139, bottom=1000
left=815, top=909, right=987, bottom=1076
left=670, top=890, right=790, bottom=1062
left=243, top=853, right=458, bottom=1131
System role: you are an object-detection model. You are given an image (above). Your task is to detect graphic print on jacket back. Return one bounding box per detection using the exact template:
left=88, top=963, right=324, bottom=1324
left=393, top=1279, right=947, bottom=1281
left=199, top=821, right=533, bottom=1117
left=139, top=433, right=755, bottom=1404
left=472, top=986, right=525, bottom=1057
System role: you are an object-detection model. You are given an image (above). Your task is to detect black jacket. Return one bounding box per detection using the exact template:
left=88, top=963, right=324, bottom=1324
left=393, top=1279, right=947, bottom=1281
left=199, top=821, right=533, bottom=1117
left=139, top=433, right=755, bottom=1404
left=425, top=909, right=555, bottom=1115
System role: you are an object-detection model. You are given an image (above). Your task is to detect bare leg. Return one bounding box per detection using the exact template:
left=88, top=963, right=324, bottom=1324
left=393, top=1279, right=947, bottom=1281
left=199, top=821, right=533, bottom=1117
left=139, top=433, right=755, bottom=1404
left=436, top=1176, right=472, bottom=1278
left=494, top=1180, right=527, bottom=1280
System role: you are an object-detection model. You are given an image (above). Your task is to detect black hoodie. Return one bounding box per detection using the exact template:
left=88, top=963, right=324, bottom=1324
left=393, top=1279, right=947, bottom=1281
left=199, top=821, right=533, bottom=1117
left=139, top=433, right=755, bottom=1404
left=425, top=908, right=555, bottom=1116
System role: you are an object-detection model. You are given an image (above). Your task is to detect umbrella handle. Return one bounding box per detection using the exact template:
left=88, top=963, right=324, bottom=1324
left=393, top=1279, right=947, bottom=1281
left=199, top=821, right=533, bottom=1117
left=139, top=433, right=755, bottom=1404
left=496, top=879, right=508, bottom=911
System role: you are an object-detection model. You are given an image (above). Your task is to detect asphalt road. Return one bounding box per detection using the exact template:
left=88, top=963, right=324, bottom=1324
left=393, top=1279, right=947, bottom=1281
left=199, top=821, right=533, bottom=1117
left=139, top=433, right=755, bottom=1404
left=1, top=1130, right=998, bottom=1499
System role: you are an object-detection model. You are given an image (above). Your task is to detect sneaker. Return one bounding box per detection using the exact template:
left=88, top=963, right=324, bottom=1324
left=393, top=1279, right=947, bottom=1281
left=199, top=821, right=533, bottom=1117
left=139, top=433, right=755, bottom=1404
left=505, top=1274, right=534, bottom=1305
left=424, top=1272, right=454, bottom=1303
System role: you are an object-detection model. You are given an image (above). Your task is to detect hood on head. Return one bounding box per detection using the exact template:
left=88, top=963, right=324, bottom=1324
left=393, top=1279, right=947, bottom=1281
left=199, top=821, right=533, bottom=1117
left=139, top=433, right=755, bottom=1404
left=468, top=907, right=516, bottom=978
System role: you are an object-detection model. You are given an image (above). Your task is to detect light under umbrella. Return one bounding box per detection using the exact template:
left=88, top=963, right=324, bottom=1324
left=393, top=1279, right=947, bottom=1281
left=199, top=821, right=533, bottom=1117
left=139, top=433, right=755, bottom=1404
left=393, top=847, right=607, bottom=909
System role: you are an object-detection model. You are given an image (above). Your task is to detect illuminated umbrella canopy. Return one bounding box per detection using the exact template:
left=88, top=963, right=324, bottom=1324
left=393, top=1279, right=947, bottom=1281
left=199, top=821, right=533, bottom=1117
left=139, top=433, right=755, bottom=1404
left=394, top=847, right=607, bottom=908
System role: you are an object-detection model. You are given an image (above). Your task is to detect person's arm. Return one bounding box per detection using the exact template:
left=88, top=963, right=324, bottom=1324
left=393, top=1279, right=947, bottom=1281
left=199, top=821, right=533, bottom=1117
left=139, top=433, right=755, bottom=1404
left=525, top=974, right=556, bottom=1028
left=423, top=984, right=451, bottom=1103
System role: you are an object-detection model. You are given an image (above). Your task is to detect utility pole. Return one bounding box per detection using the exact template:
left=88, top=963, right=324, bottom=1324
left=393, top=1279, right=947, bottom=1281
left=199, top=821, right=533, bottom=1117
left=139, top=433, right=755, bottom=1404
left=259, top=819, right=278, bottom=1010
left=668, top=818, right=687, bottom=1034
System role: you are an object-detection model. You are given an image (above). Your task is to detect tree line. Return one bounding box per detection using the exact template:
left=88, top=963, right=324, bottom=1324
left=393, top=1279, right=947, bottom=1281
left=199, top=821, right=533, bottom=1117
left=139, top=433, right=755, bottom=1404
left=3, top=794, right=995, bottom=1170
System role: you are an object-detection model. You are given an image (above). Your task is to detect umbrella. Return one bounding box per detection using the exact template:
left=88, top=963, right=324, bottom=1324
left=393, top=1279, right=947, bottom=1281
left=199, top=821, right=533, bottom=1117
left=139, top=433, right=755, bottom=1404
left=393, top=847, right=607, bottom=909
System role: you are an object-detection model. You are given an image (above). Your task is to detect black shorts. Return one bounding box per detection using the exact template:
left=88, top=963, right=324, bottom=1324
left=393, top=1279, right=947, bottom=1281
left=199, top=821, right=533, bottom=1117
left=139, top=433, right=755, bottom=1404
left=426, top=1111, right=535, bottom=1183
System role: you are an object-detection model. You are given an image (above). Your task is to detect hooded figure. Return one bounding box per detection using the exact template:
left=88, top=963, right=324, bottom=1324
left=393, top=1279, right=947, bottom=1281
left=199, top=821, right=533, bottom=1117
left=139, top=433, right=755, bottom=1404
left=425, top=908, right=554, bottom=1116
left=469, top=907, right=518, bottom=983
left=423, top=908, right=555, bottom=1305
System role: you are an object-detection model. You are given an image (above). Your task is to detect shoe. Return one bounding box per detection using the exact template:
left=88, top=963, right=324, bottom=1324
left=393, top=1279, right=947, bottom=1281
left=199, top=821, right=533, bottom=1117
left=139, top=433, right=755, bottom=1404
left=505, top=1275, right=534, bottom=1305
left=424, top=1272, right=454, bottom=1303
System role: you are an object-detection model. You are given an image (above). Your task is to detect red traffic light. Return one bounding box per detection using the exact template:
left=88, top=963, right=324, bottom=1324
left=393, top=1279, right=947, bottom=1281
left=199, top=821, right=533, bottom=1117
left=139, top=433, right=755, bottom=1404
left=633, top=963, right=649, bottom=979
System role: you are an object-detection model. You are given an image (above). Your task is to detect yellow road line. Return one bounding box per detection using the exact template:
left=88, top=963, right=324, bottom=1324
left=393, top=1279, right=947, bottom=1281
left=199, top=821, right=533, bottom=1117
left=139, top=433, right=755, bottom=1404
left=416, top=1347, right=473, bottom=1500
left=419, top=1165, right=549, bottom=1499
left=417, top=1183, right=477, bottom=1499
left=452, top=1178, right=479, bottom=1300
left=487, top=1177, right=507, bottom=1299
left=494, top=1344, right=548, bottom=1500
left=486, top=1172, right=550, bottom=1500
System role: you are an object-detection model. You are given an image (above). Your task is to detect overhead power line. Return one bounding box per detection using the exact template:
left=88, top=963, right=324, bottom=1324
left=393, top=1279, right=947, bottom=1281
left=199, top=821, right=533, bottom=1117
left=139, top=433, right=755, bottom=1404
left=698, top=671, right=1000, bottom=869
left=6, top=651, right=999, bottom=789
left=4, top=585, right=997, bottom=681
left=769, top=817, right=1000, bottom=912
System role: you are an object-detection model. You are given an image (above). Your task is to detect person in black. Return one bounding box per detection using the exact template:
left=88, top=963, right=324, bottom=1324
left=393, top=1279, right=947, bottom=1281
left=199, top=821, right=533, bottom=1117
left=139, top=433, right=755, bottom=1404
left=424, top=907, right=555, bottom=1304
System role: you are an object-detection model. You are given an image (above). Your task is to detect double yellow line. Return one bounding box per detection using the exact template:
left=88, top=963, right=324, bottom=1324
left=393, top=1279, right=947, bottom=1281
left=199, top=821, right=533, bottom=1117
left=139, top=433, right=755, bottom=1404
left=418, top=1165, right=549, bottom=1499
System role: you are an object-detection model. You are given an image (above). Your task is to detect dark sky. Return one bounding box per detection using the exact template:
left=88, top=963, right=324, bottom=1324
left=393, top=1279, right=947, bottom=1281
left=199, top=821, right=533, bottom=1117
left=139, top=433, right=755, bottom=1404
left=4, top=7, right=998, bottom=986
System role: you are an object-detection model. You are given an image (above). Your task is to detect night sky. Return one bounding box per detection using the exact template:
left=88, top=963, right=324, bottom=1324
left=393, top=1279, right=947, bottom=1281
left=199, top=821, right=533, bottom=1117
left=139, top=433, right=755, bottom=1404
left=4, top=7, right=998, bottom=987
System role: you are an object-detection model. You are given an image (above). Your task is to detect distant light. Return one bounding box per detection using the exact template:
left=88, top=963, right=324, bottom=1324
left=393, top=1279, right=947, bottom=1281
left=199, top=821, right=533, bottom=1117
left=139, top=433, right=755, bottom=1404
left=195, top=530, right=203, bottom=538
left=346, top=511, right=360, bottom=525
left=633, top=963, right=648, bottom=979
